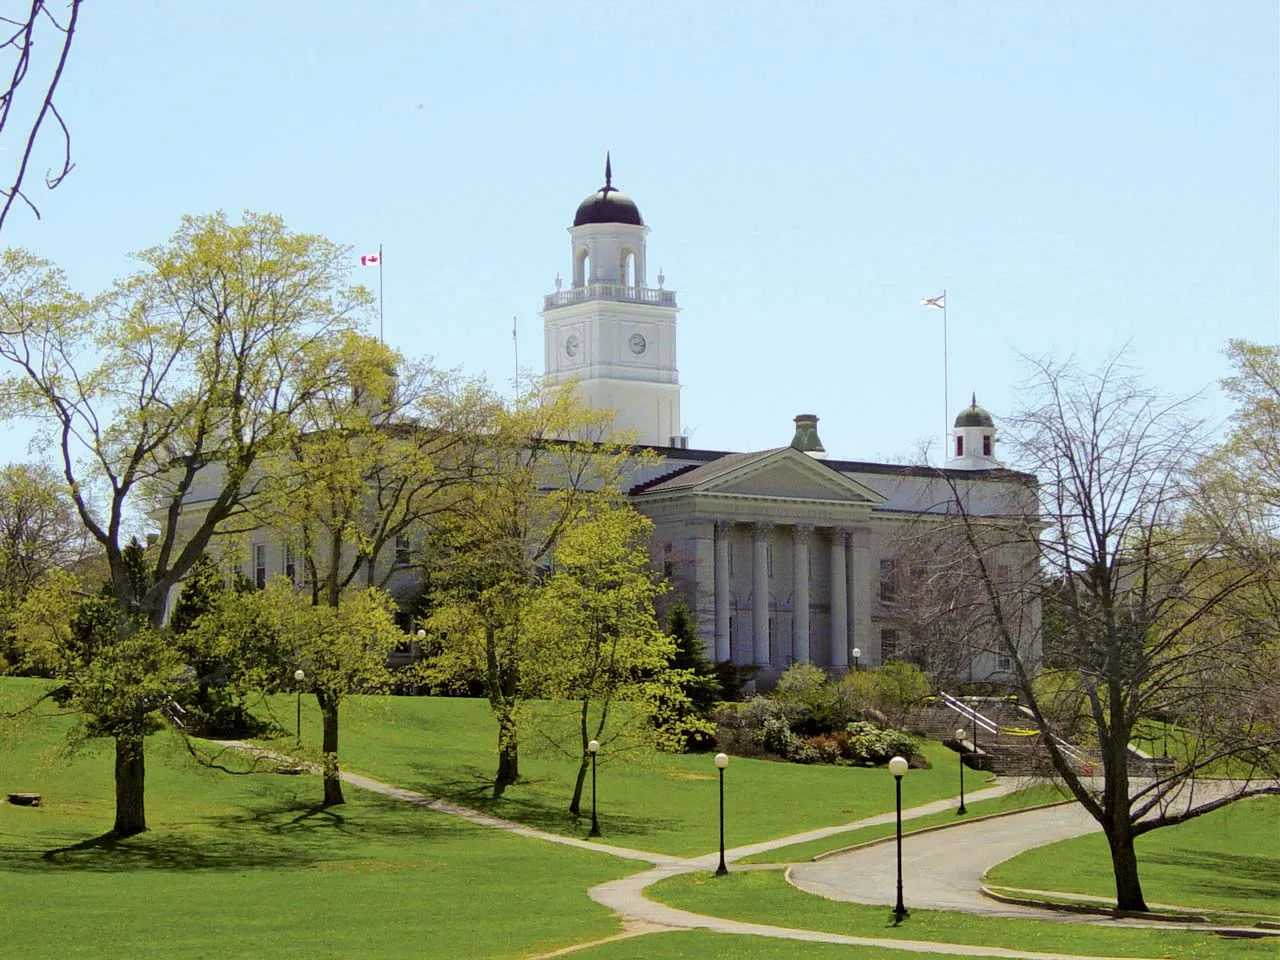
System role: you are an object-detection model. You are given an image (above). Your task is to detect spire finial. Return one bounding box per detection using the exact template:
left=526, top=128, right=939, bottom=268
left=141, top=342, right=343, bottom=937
left=971, top=391, right=977, bottom=408
left=605, top=151, right=612, bottom=189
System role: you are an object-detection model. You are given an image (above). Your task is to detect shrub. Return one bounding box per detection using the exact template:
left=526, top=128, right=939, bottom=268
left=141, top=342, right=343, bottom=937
left=774, top=662, right=848, bottom=733
left=844, top=720, right=921, bottom=765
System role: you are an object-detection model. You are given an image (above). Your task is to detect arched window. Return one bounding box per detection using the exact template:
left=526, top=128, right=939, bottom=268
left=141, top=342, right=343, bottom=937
left=574, top=247, right=590, bottom=287
left=620, top=249, right=635, bottom=287
left=955, top=435, right=964, bottom=456
left=982, top=434, right=992, bottom=456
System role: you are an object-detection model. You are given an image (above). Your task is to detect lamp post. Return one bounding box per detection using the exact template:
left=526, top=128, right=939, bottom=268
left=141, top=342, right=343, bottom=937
left=587, top=739, right=601, bottom=837
left=852, top=647, right=861, bottom=670
left=955, top=728, right=968, bottom=815
left=293, top=669, right=306, bottom=748
left=889, top=755, right=910, bottom=923
left=714, top=752, right=729, bottom=876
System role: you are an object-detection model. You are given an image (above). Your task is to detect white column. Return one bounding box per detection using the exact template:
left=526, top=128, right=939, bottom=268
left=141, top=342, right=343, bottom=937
left=792, top=524, right=811, bottom=663
left=829, top=528, right=849, bottom=668
left=751, top=522, right=771, bottom=666
left=851, top=525, right=872, bottom=665
left=692, top=522, right=716, bottom=658
left=714, top=520, right=731, bottom=663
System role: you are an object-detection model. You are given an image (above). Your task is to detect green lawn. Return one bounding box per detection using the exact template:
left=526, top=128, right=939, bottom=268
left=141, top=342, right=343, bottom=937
left=739, top=783, right=1071, bottom=864
left=0, top=680, right=632, bottom=960
left=561, top=930, right=1013, bottom=959
left=280, top=692, right=972, bottom=857
left=986, top=795, right=1280, bottom=916
left=648, top=870, right=1278, bottom=960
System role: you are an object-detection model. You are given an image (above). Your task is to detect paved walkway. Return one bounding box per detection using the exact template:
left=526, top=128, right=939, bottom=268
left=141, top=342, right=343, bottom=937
left=789, top=802, right=1105, bottom=919
left=217, top=740, right=1268, bottom=959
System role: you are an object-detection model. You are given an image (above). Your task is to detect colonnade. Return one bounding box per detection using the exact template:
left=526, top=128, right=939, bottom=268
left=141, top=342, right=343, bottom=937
left=710, top=519, right=871, bottom=668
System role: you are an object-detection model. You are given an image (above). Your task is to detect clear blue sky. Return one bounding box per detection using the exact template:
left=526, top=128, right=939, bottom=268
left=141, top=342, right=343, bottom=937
left=3, top=1, right=1277, bottom=466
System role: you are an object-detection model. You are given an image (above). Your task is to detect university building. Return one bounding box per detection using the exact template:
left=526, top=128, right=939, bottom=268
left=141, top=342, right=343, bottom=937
left=544, top=159, right=1039, bottom=684
left=206, top=159, right=1040, bottom=684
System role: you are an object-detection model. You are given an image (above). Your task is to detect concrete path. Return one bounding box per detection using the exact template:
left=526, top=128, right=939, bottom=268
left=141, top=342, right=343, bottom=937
left=789, top=802, right=1104, bottom=919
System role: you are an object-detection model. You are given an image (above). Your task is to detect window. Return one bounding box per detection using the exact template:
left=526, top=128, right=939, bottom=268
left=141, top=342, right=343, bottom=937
left=253, top=543, right=267, bottom=589
left=663, top=542, right=674, bottom=580
left=395, top=534, right=411, bottom=567
left=996, top=564, right=1011, bottom=590
left=768, top=617, right=777, bottom=661
left=982, top=434, right=992, bottom=456
left=879, top=559, right=897, bottom=603
left=997, top=652, right=1013, bottom=671
left=955, top=435, right=964, bottom=456
left=283, top=544, right=297, bottom=583
left=880, top=628, right=898, bottom=660
left=727, top=542, right=734, bottom=576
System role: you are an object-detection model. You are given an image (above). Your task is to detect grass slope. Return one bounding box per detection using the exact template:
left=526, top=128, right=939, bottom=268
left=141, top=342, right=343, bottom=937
left=986, top=795, right=1280, bottom=916
left=739, top=783, right=1071, bottom=864
left=0, top=680, right=631, bottom=960
left=292, top=693, right=967, bottom=858
left=649, top=871, right=1277, bottom=960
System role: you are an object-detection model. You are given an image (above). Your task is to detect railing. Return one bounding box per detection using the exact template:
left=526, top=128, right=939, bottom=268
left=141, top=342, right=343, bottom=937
left=937, top=691, right=1000, bottom=737
left=543, top=283, right=677, bottom=310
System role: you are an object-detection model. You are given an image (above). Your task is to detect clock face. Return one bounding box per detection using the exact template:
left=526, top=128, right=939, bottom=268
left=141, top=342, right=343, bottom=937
left=565, top=334, right=579, bottom=358
left=629, top=332, right=647, bottom=355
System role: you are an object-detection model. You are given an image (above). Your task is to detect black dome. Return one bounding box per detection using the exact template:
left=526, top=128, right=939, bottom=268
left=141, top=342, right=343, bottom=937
left=574, top=189, right=643, bottom=226
left=955, top=395, right=995, bottom=428
left=573, top=153, right=644, bottom=226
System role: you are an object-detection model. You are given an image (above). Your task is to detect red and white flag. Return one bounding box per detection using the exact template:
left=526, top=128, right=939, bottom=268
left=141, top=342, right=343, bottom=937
left=360, top=253, right=381, bottom=266
left=920, top=293, right=945, bottom=309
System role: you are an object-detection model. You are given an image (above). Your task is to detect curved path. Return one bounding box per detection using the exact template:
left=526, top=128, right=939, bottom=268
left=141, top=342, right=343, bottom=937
left=789, top=802, right=1104, bottom=920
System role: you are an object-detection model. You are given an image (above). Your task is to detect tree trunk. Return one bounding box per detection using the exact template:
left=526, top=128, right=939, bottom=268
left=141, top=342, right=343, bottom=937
left=493, top=710, right=519, bottom=797
left=569, top=699, right=590, bottom=814
left=113, top=734, right=146, bottom=837
left=569, top=757, right=589, bottom=815
left=318, top=693, right=344, bottom=807
left=1107, top=825, right=1148, bottom=911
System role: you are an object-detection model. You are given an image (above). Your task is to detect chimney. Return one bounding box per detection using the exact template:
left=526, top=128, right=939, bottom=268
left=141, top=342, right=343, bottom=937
left=790, top=414, right=827, bottom=459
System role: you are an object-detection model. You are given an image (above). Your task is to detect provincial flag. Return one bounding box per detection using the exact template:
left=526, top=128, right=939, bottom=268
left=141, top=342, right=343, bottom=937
left=361, top=253, right=381, bottom=266
left=920, top=294, right=945, bottom=309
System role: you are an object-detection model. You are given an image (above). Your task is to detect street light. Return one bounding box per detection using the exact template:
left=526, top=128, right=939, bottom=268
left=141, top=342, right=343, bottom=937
left=955, top=728, right=968, bottom=815
left=293, top=668, right=306, bottom=749
left=714, top=752, right=729, bottom=876
left=587, top=739, right=601, bottom=837
left=852, top=647, right=861, bottom=670
left=888, top=755, right=910, bottom=923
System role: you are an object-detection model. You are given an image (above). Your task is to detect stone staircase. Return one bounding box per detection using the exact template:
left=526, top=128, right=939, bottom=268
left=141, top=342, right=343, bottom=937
left=917, top=693, right=1094, bottom=777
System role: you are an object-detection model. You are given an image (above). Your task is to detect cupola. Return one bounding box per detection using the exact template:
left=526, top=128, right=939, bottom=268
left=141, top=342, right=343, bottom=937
left=945, top=394, right=1001, bottom=470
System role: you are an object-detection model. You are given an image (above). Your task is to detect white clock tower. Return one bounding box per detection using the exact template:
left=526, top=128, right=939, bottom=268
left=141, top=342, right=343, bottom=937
left=542, top=155, right=681, bottom=446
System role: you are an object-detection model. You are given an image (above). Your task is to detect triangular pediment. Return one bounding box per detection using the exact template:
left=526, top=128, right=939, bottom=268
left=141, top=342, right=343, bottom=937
left=634, top=447, right=885, bottom=505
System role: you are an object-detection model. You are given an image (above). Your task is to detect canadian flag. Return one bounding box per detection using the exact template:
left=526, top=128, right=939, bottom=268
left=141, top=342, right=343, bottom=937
left=360, top=253, right=380, bottom=266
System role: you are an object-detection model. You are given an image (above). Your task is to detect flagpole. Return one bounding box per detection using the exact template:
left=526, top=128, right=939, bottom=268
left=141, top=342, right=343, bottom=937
left=942, top=287, right=948, bottom=450
left=512, top=315, right=519, bottom=401
left=378, top=243, right=384, bottom=343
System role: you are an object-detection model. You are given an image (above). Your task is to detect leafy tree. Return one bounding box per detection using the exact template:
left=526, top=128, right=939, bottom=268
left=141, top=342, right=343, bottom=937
left=657, top=602, right=721, bottom=750
left=521, top=501, right=700, bottom=813
left=13, top=540, right=187, bottom=834
left=424, top=383, right=647, bottom=796
left=0, top=461, right=93, bottom=669
left=0, top=211, right=368, bottom=835
left=250, top=333, right=497, bottom=608
left=198, top=579, right=404, bottom=806
left=937, top=355, right=1280, bottom=911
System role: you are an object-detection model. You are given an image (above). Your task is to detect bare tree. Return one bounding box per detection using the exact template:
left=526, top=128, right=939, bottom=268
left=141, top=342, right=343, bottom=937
left=0, top=2, right=81, bottom=231
left=936, top=355, right=1279, bottom=912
